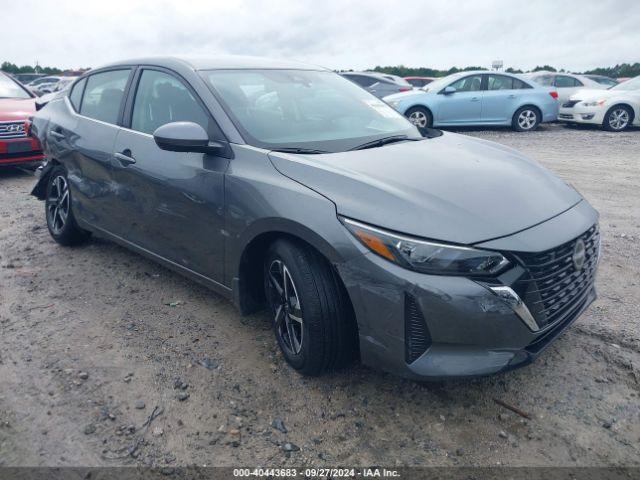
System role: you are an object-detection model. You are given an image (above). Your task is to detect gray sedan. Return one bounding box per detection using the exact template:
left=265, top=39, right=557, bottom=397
left=31, top=56, right=599, bottom=380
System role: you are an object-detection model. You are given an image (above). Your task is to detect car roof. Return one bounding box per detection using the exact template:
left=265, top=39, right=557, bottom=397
left=99, top=55, right=328, bottom=72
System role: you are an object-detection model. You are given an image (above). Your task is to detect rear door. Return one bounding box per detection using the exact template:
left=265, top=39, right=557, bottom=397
left=49, top=69, right=132, bottom=234
left=435, top=74, right=483, bottom=124
left=111, top=67, right=229, bottom=282
left=482, top=74, right=531, bottom=123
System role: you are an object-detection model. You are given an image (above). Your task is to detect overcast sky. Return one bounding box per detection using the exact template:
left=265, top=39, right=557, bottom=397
left=3, top=0, right=639, bottom=72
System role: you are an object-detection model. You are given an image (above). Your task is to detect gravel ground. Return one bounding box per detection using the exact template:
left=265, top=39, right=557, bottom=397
left=0, top=123, right=638, bottom=468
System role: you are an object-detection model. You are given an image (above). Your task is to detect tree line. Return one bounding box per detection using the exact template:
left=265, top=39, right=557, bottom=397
left=368, top=62, right=640, bottom=78
left=3, top=60, right=639, bottom=79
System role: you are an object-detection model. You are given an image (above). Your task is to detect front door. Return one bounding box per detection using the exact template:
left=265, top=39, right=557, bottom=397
left=435, top=74, right=484, bottom=124
left=111, top=68, right=229, bottom=282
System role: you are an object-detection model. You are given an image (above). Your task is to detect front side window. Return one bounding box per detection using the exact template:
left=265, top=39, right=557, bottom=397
left=449, top=75, right=483, bottom=92
left=202, top=69, right=418, bottom=153
left=131, top=70, right=210, bottom=135
left=0, top=74, right=31, bottom=99
left=68, top=78, right=86, bottom=111
left=80, top=70, right=130, bottom=124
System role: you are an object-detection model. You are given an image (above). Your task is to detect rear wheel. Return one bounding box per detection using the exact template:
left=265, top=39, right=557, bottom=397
left=406, top=106, right=432, bottom=129
left=603, top=105, right=632, bottom=132
left=45, top=166, right=90, bottom=246
left=512, top=106, right=540, bottom=132
left=263, top=239, right=356, bottom=375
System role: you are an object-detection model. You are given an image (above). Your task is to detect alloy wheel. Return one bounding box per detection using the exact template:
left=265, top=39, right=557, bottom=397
left=608, top=108, right=629, bottom=130
left=47, top=175, right=70, bottom=235
left=267, top=259, right=304, bottom=355
left=517, top=109, right=537, bottom=130
left=408, top=111, right=428, bottom=128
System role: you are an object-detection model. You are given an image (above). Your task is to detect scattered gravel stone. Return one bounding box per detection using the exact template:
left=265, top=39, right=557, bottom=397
left=176, top=392, right=190, bottom=401
left=200, top=358, right=219, bottom=370
left=78, top=372, right=89, bottom=380
left=498, top=430, right=508, bottom=439
left=135, top=400, right=146, bottom=410
left=282, top=442, right=300, bottom=452
left=271, top=418, right=287, bottom=434
left=83, top=424, right=96, bottom=435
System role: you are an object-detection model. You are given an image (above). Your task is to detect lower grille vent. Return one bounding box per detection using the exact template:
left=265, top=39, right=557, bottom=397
left=405, top=293, right=431, bottom=364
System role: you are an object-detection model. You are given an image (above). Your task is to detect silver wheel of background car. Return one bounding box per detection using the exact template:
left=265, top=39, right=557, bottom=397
left=268, top=259, right=304, bottom=355
left=608, top=108, right=629, bottom=130
left=517, top=109, right=538, bottom=130
left=46, top=175, right=70, bottom=235
left=408, top=110, right=428, bottom=128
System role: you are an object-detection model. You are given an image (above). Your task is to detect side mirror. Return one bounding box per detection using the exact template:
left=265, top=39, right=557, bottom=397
left=442, top=86, right=457, bottom=95
left=153, top=121, right=226, bottom=155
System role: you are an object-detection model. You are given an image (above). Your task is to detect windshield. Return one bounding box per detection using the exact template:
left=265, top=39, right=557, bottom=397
left=421, top=74, right=463, bottom=92
left=611, top=77, right=640, bottom=91
left=201, top=69, right=420, bottom=152
left=0, top=74, right=31, bottom=99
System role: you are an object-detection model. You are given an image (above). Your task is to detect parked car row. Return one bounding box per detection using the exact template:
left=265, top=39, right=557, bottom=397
left=341, top=70, right=637, bottom=133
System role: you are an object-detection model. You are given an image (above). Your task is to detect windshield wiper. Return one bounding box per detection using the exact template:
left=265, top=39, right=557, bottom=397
left=270, top=147, right=329, bottom=155
left=349, top=135, right=419, bottom=151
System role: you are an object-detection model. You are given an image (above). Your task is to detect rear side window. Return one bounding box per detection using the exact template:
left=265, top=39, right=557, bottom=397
left=131, top=70, right=210, bottom=136
left=68, top=78, right=86, bottom=111
left=344, top=75, right=376, bottom=88
left=513, top=78, right=532, bottom=89
left=487, top=75, right=514, bottom=90
left=555, top=76, right=582, bottom=88
left=533, top=75, right=554, bottom=86
left=80, top=70, right=131, bottom=124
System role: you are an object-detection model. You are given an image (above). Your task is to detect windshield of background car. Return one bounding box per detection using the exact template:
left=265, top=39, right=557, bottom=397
left=420, top=74, right=463, bottom=92
left=612, top=77, right=640, bottom=91
left=201, top=69, right=420, bottom=152
left=0, top=75, right=31, bottom=99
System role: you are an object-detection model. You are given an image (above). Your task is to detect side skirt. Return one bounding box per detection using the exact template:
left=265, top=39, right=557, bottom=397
left=77, top=219, right=233, bottom=301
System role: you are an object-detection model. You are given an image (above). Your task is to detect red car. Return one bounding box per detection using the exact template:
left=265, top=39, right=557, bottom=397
left=0, top=71, right=44, bottom=168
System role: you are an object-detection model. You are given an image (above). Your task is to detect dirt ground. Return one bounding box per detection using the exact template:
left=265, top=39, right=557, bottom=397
left=0, top=123, right=638, bottom=468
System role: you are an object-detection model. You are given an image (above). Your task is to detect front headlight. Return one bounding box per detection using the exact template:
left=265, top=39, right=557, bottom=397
left=582, top=100, right=606, bottom=107
left=386, top=99, right=401, bottom=110
left=342, top=218, right=510, bottom=276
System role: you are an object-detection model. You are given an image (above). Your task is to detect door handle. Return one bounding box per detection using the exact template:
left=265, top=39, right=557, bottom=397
left=471, top=97, right=480, bottom=102
left=114, top=150, right=136, bottom=166
left=508, top=94, right=516, bottom=99
left=50, top=130, right=64, bottom=139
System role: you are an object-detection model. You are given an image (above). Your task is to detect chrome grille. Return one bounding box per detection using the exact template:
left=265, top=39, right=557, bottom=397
left=562, top=100, right=581, bottom=108
left=514, top=225, right=599, bottom=329
left=0, top=121, right=26, bottom=139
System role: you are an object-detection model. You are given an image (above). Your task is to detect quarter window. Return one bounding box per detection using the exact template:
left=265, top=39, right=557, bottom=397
left=131, top=70, right=210, bottom=135
left=68, top=78, right=86, bottom=111
left=449, top=75, right=483, bottom=92
left=80, top=70, right=130, bottom=124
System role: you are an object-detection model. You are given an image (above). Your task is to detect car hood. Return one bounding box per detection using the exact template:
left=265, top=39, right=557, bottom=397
left=569, top=88, right=635, bottom=102
left=0, top=98, right=36, bottom=121
left=268, top=132, right=583, bottom=245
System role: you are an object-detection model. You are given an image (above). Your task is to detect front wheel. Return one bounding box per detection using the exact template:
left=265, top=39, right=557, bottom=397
left=512, top=107, right=540, bottom=132
left=45, top=166, right=90, bottom=246
left=405, top=106, right=433, bottom=129
left=603, top=105, right=632, bottom=132
left=263, top=239, right=356, bottom=375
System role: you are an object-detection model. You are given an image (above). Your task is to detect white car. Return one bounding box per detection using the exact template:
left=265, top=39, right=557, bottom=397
left=558, top=76, right=640, bottom=132
left=525, top=71, right=609, bottom=103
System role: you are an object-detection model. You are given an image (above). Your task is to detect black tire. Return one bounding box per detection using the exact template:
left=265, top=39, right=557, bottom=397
left=263, top=239, right=356, bottom=375
left=512, top=106, right=541, bottom=132
left=602, top=105, right=633, bottom=132
left=45, top=165, right=90, bottom=246
left=405, top=106, right=433, bottom=129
